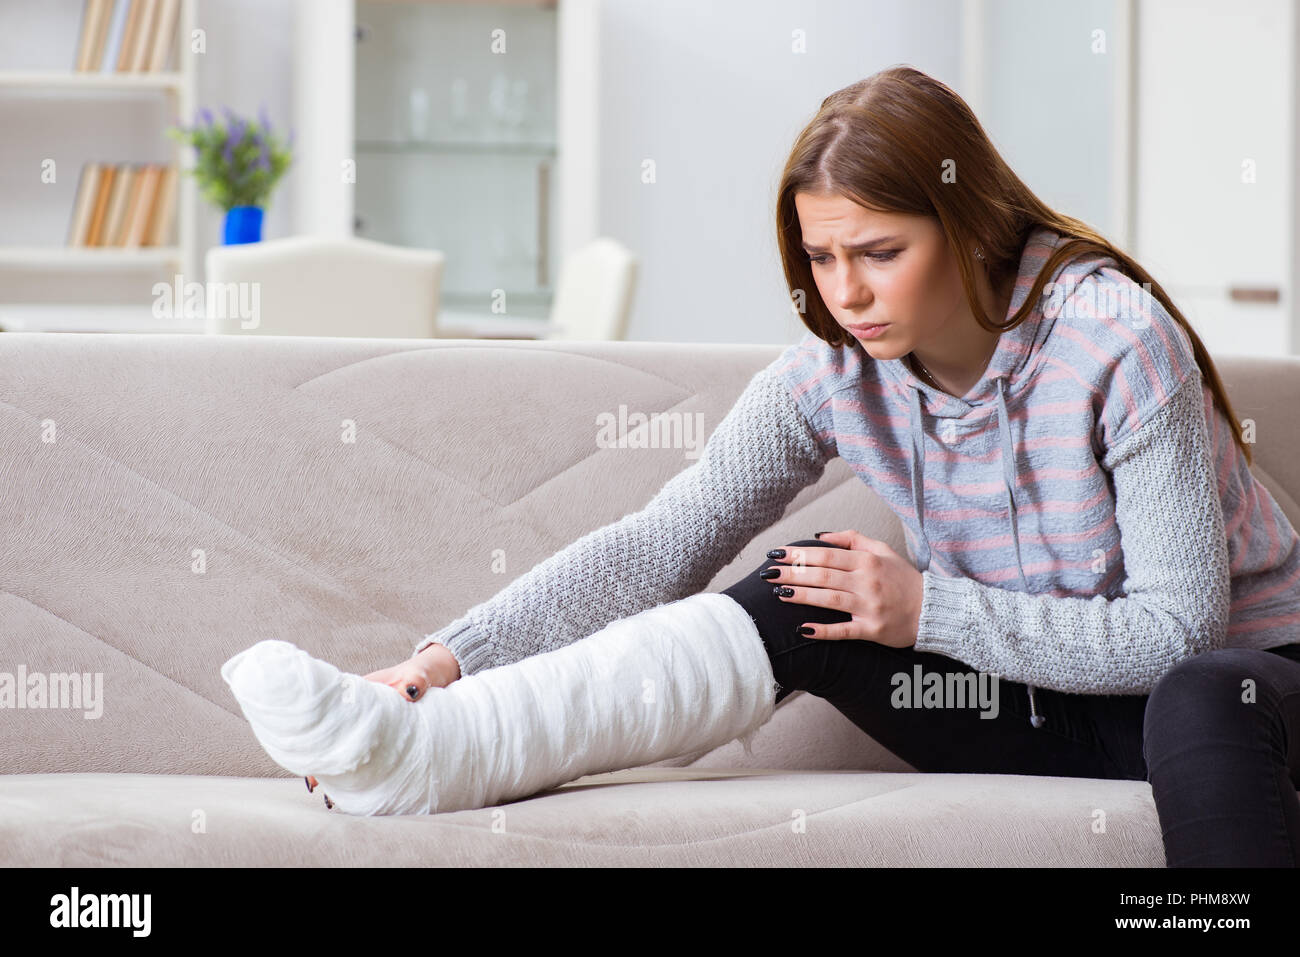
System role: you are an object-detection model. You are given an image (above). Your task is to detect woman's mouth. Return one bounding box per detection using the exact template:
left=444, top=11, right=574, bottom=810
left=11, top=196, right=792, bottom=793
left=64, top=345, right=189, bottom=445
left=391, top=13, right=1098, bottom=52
left=847, top=323, right=889, bottom=339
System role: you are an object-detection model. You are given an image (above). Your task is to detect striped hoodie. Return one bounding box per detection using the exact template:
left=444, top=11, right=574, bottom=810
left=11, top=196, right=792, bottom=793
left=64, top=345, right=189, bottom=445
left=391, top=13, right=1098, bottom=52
left=777, top=225, right=1300, bottom=720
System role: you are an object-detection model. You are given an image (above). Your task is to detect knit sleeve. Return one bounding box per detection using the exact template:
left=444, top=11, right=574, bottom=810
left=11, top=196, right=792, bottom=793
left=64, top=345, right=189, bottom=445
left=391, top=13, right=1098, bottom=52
left=912, top=367, right=1231, bottom=695
left=414, top=359, right=834, bottom=675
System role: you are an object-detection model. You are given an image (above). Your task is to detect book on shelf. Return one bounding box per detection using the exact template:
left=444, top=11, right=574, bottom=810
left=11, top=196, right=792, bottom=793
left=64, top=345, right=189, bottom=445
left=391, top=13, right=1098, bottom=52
left=74, top=0, right=112, bottom=72
left=74, top=0, right=181, bottom=73
left=67, top=162, right=177, bottom=248
left=66, top=163, right=103, bottom=246
left=122, top=165, right=161, bottom=246
left=100, top=165, right=136, bottom=245
left=145, top=166, right=178, bottom=246
left=83, top=164, right=116, bottom=245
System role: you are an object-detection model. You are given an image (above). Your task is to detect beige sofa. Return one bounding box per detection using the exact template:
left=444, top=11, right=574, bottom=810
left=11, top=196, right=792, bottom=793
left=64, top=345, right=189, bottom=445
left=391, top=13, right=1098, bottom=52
left=3, top=331, right=1298, bottom=867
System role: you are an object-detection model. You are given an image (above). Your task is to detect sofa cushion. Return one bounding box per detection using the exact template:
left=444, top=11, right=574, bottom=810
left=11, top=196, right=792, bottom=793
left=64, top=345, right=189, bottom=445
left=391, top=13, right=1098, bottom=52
left=0, top=768, right=1166, bottom=866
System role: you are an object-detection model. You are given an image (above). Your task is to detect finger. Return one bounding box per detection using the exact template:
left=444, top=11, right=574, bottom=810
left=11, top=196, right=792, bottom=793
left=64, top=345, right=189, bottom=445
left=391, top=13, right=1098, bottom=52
left=844, top=530, right=892, bottom=555
left=395, top=669, right=428, bottom=701
left=305, top=775, right=318, bottom=792
left=819, top=529, right=887, bottom=554
left=362, top=667, right=425, bottom=701
left=773, top=582, right=851, bottom=614
left=794, top=620, right=854, bottom=641
left=768, top=543, right=860, bottom=572
left=765, top=561, right=849, bottom=591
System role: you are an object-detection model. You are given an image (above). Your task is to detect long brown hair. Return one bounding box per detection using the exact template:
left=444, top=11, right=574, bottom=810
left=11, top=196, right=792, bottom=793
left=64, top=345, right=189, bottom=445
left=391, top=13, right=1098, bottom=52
left=775, top=64, right=1252, bottom=465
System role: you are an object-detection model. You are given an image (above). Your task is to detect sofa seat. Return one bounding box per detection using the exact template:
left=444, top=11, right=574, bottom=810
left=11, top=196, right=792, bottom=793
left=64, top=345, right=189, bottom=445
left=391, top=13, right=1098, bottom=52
left=0, top=767, right=1165, bottom=866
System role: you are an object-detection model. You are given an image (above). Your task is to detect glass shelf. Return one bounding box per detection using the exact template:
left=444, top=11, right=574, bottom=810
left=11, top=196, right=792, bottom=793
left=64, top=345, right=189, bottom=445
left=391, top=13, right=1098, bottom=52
left=441, top=290, right=553, bottom=306
left=354, top=0, right=558, bottom=306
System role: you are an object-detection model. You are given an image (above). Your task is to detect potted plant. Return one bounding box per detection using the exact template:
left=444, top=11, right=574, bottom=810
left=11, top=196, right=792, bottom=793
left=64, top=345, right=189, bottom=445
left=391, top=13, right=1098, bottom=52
left=167, top=105, right=293, bottom=245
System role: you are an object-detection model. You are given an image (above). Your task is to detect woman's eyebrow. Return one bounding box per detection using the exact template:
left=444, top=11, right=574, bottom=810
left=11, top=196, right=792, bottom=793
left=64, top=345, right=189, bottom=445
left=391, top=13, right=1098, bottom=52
left=800, top=234, right=902, bottom=253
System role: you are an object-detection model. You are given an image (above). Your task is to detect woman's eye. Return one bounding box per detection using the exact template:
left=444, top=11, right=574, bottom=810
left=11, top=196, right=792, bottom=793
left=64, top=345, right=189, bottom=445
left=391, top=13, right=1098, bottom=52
left=807, top=251, right=897, bottom=265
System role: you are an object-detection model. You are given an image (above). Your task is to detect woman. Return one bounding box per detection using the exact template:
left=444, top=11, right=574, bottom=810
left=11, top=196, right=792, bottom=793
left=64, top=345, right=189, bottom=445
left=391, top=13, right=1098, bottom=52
left=229, top=66, right=1300, bottom=865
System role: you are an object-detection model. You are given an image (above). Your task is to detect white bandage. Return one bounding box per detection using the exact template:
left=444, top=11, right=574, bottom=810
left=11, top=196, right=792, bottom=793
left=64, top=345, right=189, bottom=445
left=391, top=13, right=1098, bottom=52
left=220, top=592, right=777, bottom=816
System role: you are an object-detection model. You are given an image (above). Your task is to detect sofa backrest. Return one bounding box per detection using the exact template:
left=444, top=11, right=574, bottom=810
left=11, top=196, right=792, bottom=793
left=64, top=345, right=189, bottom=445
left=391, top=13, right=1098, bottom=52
left=1, top=333, right=1297, bottom=778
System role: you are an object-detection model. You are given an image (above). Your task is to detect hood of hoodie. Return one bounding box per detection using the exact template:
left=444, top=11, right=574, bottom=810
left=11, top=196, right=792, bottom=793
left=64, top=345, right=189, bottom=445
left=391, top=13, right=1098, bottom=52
left=875, top=225, right=1117, bottom=416
left=871, top=225, right=1119, bottom=727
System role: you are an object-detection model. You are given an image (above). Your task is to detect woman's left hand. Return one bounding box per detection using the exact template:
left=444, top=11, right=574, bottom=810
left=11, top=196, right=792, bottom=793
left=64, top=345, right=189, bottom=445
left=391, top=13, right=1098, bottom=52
left=765, top=529, right=923, bottom=648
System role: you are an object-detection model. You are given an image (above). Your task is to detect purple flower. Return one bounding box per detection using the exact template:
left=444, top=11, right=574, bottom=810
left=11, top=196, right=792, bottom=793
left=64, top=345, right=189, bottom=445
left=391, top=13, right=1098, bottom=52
left=198, top=107, right=214, bottom=127
left=250, top=134, right=269, bottom=170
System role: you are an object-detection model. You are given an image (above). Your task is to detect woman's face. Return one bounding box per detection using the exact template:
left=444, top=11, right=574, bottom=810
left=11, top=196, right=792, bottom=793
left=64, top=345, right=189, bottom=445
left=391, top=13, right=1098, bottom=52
left=793, top=192, right=967, bottom=360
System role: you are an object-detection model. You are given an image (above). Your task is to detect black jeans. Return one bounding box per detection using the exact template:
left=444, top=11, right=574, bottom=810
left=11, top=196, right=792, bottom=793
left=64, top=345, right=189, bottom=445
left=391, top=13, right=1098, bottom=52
left=721, top=538, right=1300, bottom=867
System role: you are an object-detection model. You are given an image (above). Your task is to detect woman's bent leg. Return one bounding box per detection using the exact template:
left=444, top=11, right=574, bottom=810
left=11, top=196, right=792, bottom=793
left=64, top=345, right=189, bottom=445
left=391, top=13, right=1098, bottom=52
left=1142, top=644, right=1300, bottom=867
left=722, top=540, right=1148, bottom=782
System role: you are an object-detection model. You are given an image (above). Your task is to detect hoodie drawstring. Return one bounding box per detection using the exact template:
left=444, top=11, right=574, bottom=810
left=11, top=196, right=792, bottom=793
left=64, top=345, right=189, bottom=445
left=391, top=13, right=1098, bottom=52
left=907, top=374, right=1045, bottom=729
left=906, top=385, right=931, bottom=574
left=995, top=376, right=1045, bottom=729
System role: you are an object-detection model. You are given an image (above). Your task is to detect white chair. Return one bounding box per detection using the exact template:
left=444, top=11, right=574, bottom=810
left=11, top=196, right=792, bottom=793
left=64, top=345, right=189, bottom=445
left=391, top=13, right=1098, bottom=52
left=204, top=235, right=445, bottom=337
left=544, top=237, right=638, bottom=341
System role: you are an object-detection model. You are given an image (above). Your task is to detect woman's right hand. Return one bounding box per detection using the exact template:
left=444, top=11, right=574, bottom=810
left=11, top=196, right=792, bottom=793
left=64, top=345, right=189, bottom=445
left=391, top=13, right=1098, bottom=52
left=367, top=641, right=461, bottom=701
left=305, top=643, right=461, bottom=794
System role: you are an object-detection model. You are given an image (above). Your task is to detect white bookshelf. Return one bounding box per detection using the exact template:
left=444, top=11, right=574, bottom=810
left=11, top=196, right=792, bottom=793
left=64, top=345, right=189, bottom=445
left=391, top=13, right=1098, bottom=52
left=0, top=0, right=199, bottom=334
left=0, top=68, right=184, bottom=91
left=0, top=246, right=182, bottom=268
left=0, top=303, right=204, bottom=334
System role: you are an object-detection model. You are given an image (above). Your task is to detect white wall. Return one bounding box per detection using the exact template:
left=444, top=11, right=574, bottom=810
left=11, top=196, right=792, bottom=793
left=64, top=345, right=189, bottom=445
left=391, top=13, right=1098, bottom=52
left=977, top=0, right=1124, bottom=243
left=191, top=0, right=297, bottom=274
left=591, top=0, right=963, bottom=344
left=292, top=0, right=352, bottom=240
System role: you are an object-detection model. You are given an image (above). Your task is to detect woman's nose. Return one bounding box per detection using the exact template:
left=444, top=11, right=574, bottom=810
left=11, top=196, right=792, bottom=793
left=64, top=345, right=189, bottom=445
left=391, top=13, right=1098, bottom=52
left=835, top=267, right=868, bottom=309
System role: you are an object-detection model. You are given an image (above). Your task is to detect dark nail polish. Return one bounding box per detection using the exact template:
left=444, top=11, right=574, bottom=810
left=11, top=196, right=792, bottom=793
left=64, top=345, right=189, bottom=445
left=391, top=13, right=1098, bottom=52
left=797, top=625, right=815, bottom=636
left=406, top=684, right=419, bottom=700
left=759, top=567, right=780, bottom=579
left=766, top=548, right=786, bottom=559
left=323, top=793, right=334, bottom=810
left=304, top=776, right=312, bottom=793
left=773, top=585, right=794, bottom=597
left=813, top=531, right=828, bottom=538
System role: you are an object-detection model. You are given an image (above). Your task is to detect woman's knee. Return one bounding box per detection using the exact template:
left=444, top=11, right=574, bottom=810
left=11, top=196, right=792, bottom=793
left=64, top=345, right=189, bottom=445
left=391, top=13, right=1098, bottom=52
left=1143, top=648, right=1284, bottom=754
left=721, top=538, right=849, bottom=625
left=721, top=537, right=853, bottom=694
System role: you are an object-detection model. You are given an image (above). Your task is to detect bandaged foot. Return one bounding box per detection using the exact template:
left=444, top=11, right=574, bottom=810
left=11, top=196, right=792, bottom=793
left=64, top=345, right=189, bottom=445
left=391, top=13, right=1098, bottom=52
left=220, top=592, right=778, bottom=816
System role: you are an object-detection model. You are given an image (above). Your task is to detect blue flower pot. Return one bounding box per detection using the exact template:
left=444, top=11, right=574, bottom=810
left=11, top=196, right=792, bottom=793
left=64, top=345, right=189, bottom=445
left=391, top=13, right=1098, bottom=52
left=223, top=206, right=264, bottom=245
